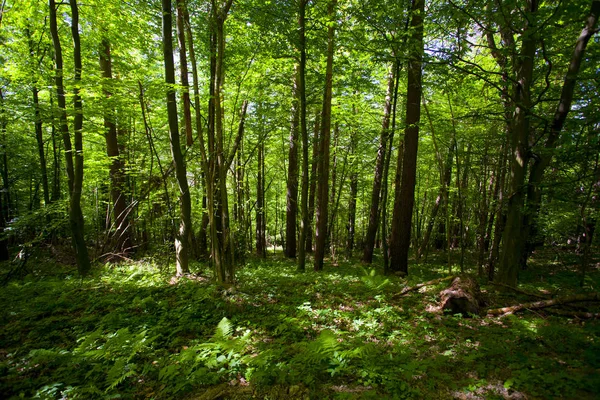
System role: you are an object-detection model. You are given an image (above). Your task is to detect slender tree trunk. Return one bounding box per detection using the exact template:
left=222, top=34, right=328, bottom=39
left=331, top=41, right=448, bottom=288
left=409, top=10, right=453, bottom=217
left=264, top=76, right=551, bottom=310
left=389, top=0, right=424, bottom=275
left=32, top=88, right=50, bottom=206
left=297, top=0, right=310, bottom=271
left=496, top=0, right=538, bottom=287
left=26, top=30, right=51, bottom=207
left=285, top=66, right=300, bottom=258
left=314, top=0, right=337, bottom=271
left=477, top=145, right=490, bottom=276
left=49, top=95, right=61, bottom=202
left=0, top=91, right=10, bottom=222
left=328, top=123, right=339, bottom=257
left=0, top=90, right=9, bottom=259
left=363, top=66, right=395, bottom=264
left=162, top=0, right=191, bottom=275
left=256, top=139, right=266, bottom=258
left=419, top=140, right=453, bottom=258
left=306, top=114, right=320, bottom=253
left=49, top=0, right=90, bottom=275
left=381, top=61, right=401, bottom=273
left=176, top=0, right=193, bottom=147
left=183, top=3, right=209, bottom=260
left=346, top=105, right=359, bottom=259
left=100, top=38, right=131, bottom=252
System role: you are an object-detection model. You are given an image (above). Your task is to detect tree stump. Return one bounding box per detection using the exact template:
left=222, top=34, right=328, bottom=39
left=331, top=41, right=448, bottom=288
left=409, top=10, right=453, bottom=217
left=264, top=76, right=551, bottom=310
left=440, top=276, right=484, bottom=316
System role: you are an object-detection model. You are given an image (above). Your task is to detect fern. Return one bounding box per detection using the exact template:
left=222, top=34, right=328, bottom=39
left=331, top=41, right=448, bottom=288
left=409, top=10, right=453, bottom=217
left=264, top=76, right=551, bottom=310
left=213, top=317, right=233, bottom=340
left=360, top=267, right=390, bottom=293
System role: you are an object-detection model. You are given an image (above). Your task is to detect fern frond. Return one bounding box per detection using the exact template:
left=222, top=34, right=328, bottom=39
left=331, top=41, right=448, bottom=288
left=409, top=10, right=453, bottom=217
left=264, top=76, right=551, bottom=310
left=214, top=317, right=233, bottom=340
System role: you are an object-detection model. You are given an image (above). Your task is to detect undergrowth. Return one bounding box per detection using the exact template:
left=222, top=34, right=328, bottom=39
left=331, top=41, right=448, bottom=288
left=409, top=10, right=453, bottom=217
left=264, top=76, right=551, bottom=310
left=0, top=250, right=599, bottom=399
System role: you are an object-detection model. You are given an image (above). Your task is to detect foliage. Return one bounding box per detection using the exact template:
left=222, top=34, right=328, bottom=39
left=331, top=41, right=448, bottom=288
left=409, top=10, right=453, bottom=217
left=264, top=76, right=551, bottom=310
left=1, top=253, right=599, bottom=398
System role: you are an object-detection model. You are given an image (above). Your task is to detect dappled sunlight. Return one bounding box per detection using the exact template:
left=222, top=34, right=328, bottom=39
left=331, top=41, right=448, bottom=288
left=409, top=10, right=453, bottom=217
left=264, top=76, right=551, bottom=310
left=1, top=254, right=599, bottom=398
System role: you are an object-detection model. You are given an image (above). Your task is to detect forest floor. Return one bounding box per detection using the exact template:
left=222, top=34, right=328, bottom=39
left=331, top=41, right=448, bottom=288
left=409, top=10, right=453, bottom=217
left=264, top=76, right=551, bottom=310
left=1, top=246, right=599, bottom=399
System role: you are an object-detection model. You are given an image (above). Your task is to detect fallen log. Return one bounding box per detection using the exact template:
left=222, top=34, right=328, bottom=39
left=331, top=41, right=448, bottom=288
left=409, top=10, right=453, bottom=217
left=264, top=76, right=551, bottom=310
left=440, top=276, right=484, bottom=316
left=545, top=309, right=600, bottom=319
left=486, top=293, right=600, bottom=316
left=395, top=276, right=455, bottom=297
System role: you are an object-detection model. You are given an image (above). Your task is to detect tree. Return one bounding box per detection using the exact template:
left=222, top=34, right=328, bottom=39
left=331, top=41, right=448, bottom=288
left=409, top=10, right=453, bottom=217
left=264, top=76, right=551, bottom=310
left=49, top=0, right=90, bottom=275
left=161, top=0, right=192, bottom=276
left=389, top=0, right=424, bottom=275
left=314, top=0, right=337, bottom=272
left=99, top=38, right=131, bottom=253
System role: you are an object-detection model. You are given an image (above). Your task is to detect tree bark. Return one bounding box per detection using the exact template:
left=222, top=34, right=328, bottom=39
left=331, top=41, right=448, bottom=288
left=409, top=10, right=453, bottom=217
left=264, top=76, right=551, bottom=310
left=363, top=66, right=395, bottom=264
left=100, top=38, right=131, bottom=253
left=28, top=30, right=50, bottom=207
left=496, top=0, right=538, bottom=287
left=285, top=66, right=300, bottom=258
left=346, top=105, right=359, bottom=259
left=389, top=0, right=424, bottom=275
left=522, top=0, right=600, bottom=267
left=0, top=90, right=10, bottom=223
left=313, top=0, right=337, bottom=272
left=487, top=293, right=600, bottom=316
left=297, top=0, right=310, bottom=271
left=49, top=0, right=90, bottom=275
left=440, top=276, right=484, bottom=316
left=306, top=114, right=320, bottom=253
left=183, top=3, right=209, bottom=259
left=176, top=0, right=193, bottom=147
left=162, top=0, right=191, bottom=275
left=256, top=138, right=266, bottom=258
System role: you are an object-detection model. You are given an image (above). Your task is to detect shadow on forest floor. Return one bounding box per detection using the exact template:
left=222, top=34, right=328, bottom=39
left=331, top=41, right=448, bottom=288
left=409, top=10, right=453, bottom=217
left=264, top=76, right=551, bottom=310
left=0, top=246, right=599, bottom=399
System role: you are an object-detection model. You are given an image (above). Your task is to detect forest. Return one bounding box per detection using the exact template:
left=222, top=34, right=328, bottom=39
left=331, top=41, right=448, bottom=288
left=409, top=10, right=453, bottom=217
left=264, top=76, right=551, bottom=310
left=0, top=0, right=599, bottom=398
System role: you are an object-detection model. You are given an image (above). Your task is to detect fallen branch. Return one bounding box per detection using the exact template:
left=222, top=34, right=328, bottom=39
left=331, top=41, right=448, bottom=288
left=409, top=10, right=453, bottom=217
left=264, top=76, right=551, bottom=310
left=545, top=309, right=600, bottom=319
left=487, top=293, right=600, bottom=316
left=490, top=282, right=551, bottom=299
left=396, top=276, right=455, bottom=297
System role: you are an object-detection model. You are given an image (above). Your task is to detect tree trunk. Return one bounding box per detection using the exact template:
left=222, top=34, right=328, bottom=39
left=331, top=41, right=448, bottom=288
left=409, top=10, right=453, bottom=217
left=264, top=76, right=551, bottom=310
left=256, top=139, right=266, bottom=258
left=487, top=137, right=508, bottom=280
left=100, top=38, right=131, bottom=253
left=487, top=293, right=600, bottom=316
left=496, top=0, right=538, bottom=287
left=162, top=0, right=191, bottom=275
left=522, top=0, right=600, bottom=268
left=29, top=55, right=51, bottom=208
left=0, top=91, right=7, bottom=260
left=418, top=137, right=453, bottom=258
left=176, top=0, right=193, bottom=147
left=297, top=0, right=310, bottom=271
left=440, top=276, right=484, bottom=316
left=381, top=61, right=401, bottom=273
left=313, top=0, right=337, bottom=272
left=389, top=0, right=424, bottom=275
left=0, top=91, right=10, bottom=223
left=49, top=0, right=90, bottom=275
left=362, top=66, right=395, bottom=264
left=183, top=3, right=209, bottom=260
left=346, top=105, right=359, bottom=259
left=285, top=66, right=300, bottom=258
left=306, top=114, right=320, bottom=253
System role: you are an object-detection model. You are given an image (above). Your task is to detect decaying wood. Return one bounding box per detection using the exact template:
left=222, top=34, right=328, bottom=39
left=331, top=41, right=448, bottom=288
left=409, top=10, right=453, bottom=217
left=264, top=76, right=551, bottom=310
left=440, top=276, right=484, bottom=316
left=487, top=293, right=600, bottom=316
left=545, top=309, right=600, bottom=319
left=395, top=275, right=455, bottom=297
